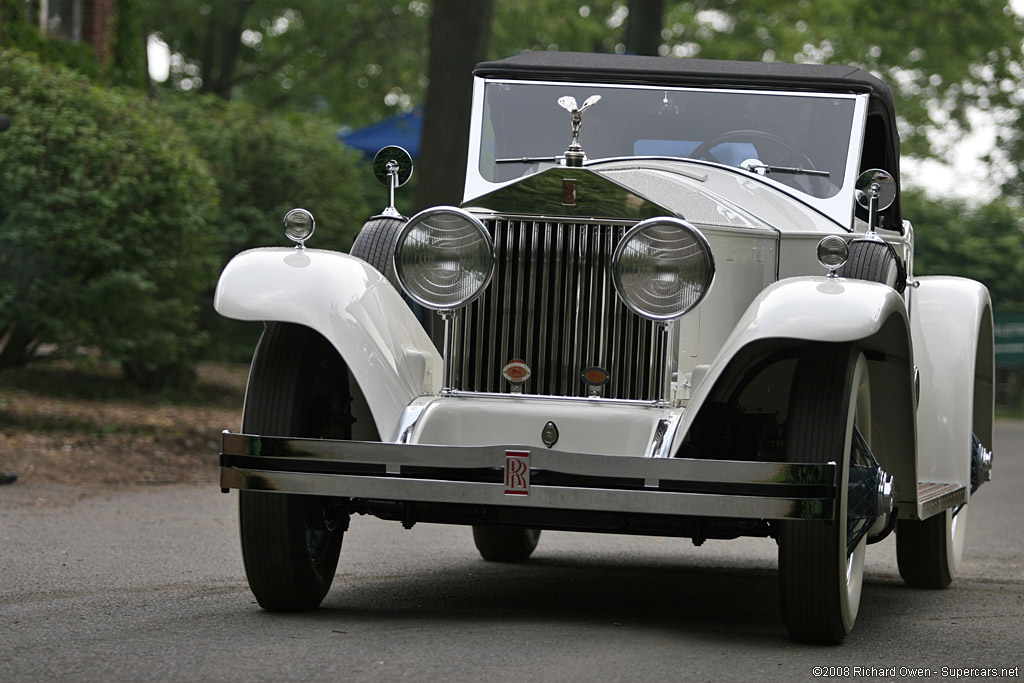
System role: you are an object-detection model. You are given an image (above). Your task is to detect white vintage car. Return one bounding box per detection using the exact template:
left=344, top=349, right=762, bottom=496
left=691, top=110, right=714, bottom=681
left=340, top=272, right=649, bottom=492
left=215, top=52, right=994, bottom=643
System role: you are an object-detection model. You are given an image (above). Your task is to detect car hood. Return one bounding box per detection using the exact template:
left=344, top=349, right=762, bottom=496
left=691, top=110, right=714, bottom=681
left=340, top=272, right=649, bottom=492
left=462, top=163, right=828, bottom=233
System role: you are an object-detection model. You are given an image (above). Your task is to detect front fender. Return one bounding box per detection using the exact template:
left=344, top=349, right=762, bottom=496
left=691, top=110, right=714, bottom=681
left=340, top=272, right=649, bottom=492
left=911, top=276, right=993, bottom=500
left=677, top=276, right=917, bottom=503
left=214, top=247, right=442, bottom=440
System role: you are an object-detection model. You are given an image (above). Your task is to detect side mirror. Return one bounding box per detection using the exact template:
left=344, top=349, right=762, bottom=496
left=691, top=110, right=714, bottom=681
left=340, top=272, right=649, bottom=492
left=373, top=146, right=414, bottom=218
left=854, top=169, right=896, bottom=238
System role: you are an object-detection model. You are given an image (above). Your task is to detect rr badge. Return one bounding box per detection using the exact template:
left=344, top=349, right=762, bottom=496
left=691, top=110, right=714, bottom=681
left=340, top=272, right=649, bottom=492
left=562, top=178, right=577, bottom=205
left=504, top=450, right=530, bottom=496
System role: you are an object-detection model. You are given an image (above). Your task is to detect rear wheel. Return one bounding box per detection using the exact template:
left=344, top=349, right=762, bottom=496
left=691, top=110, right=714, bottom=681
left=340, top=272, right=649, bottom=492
left=472, top=526, right=541, bottom=562
left=778, top=343, right=871, bottom=644
left=238, top=322, right=351, bottom=611
left=896, top=504, right=968, bottom=589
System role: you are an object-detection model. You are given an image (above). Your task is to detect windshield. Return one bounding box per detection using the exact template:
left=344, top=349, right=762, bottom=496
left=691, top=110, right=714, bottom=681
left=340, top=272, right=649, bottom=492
left=479, top=80, right=858, bottom=199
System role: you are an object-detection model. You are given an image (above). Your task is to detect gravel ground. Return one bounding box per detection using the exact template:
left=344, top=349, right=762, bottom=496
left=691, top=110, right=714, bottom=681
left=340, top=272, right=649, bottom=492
left=0, top=360, right=247, bottom=492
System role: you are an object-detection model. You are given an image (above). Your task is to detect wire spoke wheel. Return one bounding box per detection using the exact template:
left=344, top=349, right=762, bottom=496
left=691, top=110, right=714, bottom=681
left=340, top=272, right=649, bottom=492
left=778, top=342, right=871, bottom=644
left=238, top=322, right=351, bottom=611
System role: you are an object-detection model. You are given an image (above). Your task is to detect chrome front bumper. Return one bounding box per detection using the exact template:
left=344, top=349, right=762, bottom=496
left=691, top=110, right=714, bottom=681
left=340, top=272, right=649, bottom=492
left=220, top=432, right=840, bottom=521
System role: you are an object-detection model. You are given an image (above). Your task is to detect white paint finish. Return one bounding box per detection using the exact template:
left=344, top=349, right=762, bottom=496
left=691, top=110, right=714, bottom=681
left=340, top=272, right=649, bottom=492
left=674, top=276, right=912, bottom=453
left=910, top=276, right=993, bottom=499
left=214, top=247, right=442, bottom=440
left=676, top=228, right=778, bottom=379
left=410, top=395, right=680, bottom=458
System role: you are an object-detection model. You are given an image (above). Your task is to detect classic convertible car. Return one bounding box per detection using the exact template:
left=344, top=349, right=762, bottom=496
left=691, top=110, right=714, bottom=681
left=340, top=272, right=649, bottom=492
left=215, top=52, right=994, bottom=644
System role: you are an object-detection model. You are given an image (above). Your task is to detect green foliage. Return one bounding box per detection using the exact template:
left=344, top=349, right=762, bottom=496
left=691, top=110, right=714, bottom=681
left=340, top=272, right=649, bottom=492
left=0, top=8, right=99, bottom=78
left=110, top=0, right=149, bottom=89
left=143, top=1, right=430, bottom=125
left=904, top=188, right=1024, bottom=312
left=143, top=2, right=1024, bottom=181
left=655, top=1, right=1024, bottom=160
left=0, top=49, right=219, bottom=386
left=152, top=94, right=379, bottom=360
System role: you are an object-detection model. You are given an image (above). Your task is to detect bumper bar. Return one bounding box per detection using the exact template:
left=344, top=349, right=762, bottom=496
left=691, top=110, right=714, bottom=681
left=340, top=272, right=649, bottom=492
left=220, top=432, right=839, bottom=521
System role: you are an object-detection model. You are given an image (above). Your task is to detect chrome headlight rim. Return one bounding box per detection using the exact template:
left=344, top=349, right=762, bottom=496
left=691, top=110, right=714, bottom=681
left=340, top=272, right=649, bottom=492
left=394, top=206, right=496, bottom=311
left=283, top=207, right=316, bottom=246
left=816, top=235, right=849, bottom=271
left=611, top=216, right=715, bottom=321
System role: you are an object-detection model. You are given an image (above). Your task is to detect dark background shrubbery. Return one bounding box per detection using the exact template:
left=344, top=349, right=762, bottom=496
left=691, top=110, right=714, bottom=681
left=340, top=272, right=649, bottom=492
left=0, top=49, right=218, bottom=388
left=153, top=95, right=378, bottom=362
left=0, top=48, right=379, bottom=386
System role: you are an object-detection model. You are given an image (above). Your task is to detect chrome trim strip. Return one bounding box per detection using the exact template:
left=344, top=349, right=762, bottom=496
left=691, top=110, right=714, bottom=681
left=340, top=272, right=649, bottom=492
left=222, top=432, right=833, bottom=485
left=435, top=389, right=660, bottom=406
left=471, top=211, right=637, bottom=227
left=223, top=468, right=833, bottom=521
left=538, top=222, right=551, bottom=390
left=525, top=220, right=537, bottom=382
left=221, top=432, right=838, bottom=521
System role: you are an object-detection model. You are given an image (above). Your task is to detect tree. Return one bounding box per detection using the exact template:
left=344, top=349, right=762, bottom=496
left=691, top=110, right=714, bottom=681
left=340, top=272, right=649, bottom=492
left=0, top=49, right=219, bottom=386
left=412, top=0, right=493, bottom=209
left=625, top=0, right=664, bottom=56
left=142, top=0, right=430, bottom=126
left=655, top=1, right=1024, bottom=162
left=904, top=188, right=1024, bottom=312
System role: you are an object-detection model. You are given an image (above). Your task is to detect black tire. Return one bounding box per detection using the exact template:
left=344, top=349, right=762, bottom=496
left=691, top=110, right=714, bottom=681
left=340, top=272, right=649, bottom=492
left=778, top=343, right=870, bottom=644
left=838, top=239, right=905, bottom=292
left=350, top=215, right=406, bottom=288
left=472, top=526, right=541, bottom=562
left=896, top=505, right=968, bottom=589
left=239, top=322, right=350, bottom=611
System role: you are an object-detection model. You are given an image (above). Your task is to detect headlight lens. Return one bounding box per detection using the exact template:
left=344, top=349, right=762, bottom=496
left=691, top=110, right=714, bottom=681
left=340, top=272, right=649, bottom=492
left=612, top=217, right=714, bottom=321
left=283, top=208, right=315, bottom=245
left=816, top=235, right=849, bottom=270
left=394, top=207, right=495, bottom=310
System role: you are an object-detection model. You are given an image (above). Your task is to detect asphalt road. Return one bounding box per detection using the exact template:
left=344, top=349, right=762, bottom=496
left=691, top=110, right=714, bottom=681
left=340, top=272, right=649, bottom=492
left=2, top=423, right=1022, bottom=683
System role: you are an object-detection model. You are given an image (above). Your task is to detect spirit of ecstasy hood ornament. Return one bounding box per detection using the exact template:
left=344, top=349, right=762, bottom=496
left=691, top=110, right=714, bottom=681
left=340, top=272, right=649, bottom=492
left=558, top=95, right=601, bottom=167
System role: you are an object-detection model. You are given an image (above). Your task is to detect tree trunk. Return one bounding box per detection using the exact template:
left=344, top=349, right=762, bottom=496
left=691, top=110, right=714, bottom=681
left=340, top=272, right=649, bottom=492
left=412, top=0, right=494, bottom=211
left=625, top=0, right=664, bottom=56
left=200, top=0, right=253, bottom=99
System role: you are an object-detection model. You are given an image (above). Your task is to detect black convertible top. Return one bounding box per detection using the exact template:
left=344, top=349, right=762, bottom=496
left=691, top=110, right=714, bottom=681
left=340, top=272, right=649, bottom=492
left=474, top=51, right=895, bottom=119
left=475, top=51, right=903, bottom=228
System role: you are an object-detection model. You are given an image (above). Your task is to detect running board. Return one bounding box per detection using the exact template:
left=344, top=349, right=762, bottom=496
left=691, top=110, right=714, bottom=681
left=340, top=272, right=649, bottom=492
left=916, top=482, right=967, bottom=520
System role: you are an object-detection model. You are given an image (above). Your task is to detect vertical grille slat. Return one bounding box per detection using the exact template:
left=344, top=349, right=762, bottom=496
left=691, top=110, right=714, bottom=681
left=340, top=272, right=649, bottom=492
left=454, top=217, right=664, bottom=401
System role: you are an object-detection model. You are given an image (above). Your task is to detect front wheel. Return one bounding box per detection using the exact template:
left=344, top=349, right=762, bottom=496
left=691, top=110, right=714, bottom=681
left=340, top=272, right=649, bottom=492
left=238, top=322, right=351, bottom=610
left=778, top=343, right=871, bottom=644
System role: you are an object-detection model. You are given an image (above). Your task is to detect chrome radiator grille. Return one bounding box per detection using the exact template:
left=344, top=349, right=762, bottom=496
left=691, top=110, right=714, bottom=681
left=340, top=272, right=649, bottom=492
left=450, top=217, right=667, bottom=401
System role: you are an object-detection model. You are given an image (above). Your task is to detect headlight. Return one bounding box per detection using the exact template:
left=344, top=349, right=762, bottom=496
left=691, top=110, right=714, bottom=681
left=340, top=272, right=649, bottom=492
left=283, top=208, right=315, bottom=247
left=612, top=217, right=714, bottom=321
left=816, top=235, right=849, bottom=272
left=394, top=207, right=495, bottom=310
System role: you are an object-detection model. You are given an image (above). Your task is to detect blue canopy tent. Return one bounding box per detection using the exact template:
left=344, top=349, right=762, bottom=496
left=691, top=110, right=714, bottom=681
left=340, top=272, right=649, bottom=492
left=338, top=107, right=423, bottom=159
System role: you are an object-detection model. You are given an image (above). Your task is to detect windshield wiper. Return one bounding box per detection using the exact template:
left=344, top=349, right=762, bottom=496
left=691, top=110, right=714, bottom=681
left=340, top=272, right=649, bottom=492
left=740, top=159, right=830, bottom=177
left=495, top=155, right=562, bottom=164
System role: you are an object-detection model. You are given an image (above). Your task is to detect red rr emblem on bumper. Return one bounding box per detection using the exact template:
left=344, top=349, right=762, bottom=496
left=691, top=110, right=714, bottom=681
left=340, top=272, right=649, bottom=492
left=504, top=450, right=530, bottom=495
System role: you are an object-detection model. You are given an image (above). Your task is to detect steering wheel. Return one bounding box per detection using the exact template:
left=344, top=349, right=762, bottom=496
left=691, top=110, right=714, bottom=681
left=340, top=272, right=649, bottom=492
left=691, top=129, right=826, bottom=195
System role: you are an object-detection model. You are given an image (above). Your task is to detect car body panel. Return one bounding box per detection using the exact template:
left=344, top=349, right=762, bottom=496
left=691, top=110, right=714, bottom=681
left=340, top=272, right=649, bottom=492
left=910, top=276, right=994, bottom=508
left=214, top=247, right=442, bottom=440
